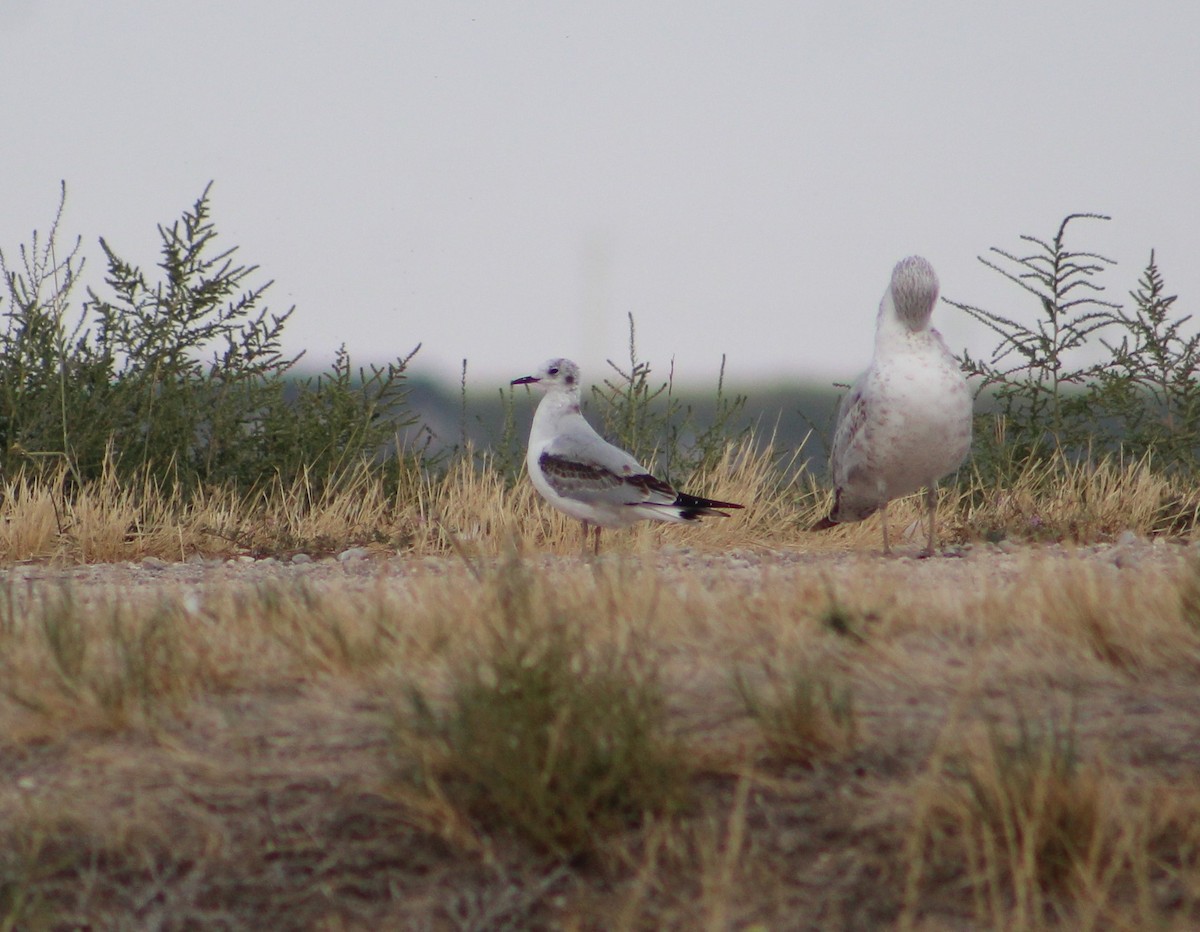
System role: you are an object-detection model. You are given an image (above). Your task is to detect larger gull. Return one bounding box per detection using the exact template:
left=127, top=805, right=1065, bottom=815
left=512, top=358, right=744, bottom=553
left=813, top=256, right=972, bottom=555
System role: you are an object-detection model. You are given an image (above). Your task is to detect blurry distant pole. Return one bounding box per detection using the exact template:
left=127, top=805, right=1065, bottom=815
left=580, top=232, right=613, bottom=382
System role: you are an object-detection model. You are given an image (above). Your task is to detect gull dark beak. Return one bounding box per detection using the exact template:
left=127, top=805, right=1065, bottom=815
left=511, top=375, right=539, bottom=385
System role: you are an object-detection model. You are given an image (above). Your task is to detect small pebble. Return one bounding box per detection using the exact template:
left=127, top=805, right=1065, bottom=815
left=1112, top=549, right=1142, bottom=570
left=291, top=553, right=313, bottom=565
left=338, top=547, right=370, bottom=563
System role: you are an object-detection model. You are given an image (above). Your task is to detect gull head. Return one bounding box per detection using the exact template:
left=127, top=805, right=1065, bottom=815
left=511, top=358, right=582, bottom=396
left=889, top=256, right=940, bottom=330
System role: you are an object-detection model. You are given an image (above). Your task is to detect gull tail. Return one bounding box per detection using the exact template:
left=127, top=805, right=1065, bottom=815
left=671, top=491, right=745, bottom=521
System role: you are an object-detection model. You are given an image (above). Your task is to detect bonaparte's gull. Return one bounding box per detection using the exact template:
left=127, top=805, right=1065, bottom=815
left=512, top=358, right=744, bottom=553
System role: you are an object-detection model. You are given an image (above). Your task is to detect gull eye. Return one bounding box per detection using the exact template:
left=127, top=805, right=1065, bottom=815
left=547, top=366, right=559, bottom=376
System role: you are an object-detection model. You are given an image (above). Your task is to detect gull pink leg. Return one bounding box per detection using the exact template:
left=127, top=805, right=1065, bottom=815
left=923, top=484, right=938, bottom=557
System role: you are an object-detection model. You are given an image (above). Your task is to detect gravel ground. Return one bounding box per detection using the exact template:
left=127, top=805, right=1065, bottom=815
left=3, top=532, right=1193, bottom=599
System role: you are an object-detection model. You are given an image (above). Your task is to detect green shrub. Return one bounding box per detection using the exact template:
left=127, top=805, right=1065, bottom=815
left=0, top=184, right=419, bottom=494
left=952, top=214, right=1200, bottom=481
left=589, top=313, right=748, bottom=485
left=1087, top=251, right=1200, bottom=472
left=950, top=212, right=1118, bottom=470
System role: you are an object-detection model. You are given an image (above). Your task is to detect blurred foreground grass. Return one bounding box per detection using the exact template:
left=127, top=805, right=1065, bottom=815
left=2, top=543, right=1199, bottom=928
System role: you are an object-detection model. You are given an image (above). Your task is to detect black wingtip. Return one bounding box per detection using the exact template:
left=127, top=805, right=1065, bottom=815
left=676, top=491, right=739, bottom=513
left=674, top=491, right=744, bottom=515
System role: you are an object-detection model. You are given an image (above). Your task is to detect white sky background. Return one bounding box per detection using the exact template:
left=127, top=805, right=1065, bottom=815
left=2, top=1, right=1197, bottom=390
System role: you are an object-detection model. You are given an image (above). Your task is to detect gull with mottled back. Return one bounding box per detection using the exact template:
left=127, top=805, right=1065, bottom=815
left=812, top=256, right=972, bottom=555
left=512, top=359, right=744, bottom=553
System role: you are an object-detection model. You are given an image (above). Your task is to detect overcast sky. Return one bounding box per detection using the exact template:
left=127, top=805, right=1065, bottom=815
left=2, top=1, right=1197, bottom=390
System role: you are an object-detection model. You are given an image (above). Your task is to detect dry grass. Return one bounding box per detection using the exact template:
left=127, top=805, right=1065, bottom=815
left=5, top=441, right=1197, bottom=566
left=733, top=650, right=860, bottom=764
left=6, top=440, right=808, bottom=562
left=959, top=452, right=1200, bottom=543
left=395, top=553, right=691, bottom=860
left=1, top=450, right=1200, bottom=927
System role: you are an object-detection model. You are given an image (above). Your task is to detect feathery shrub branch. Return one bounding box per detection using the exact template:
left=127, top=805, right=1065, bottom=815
left=0, top=183, right=420, bottom=495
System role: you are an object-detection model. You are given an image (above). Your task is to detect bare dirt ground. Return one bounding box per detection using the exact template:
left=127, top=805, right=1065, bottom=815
left=3, top=538, right=1200, bottom=929
left=8, top=533, right=1189, bottom=600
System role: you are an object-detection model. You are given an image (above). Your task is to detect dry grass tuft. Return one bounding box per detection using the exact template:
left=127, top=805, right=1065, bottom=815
left=908, top=704, right=1105, bottom=925
left=734, top=653, right=859, bottom=764
left=903, top=695, right=1200, bottom=931
left=962, top=452, right=1200, bottom=543
left=963, top=554, right=1200, bottom=675
left=393, top=553, right=691, bottom=859
left=0, top=585, right=203, bottom=731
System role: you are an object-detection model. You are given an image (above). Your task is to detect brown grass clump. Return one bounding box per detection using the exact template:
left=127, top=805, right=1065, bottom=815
left=0, top=586, right=203, bottom=731
left=394, top=553, right=691, bottom=859
left=962, top=451, right=1200, bottom=543
left=905, top=705, right=1108, bottom=927
left=0, top=467, right=211, bottom=563
left=903, top=705, right=1200, bottom=931
left=734, top=652, right=859, bottom=764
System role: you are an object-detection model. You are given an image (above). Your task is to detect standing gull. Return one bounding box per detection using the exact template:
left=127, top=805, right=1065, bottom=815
left=512, top=358, right=744, bottom=553
left=813, top=256, right=972, bottom=555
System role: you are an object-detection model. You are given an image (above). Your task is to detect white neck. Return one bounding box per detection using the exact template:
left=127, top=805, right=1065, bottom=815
left=531, top=388, right=582, bottom=437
